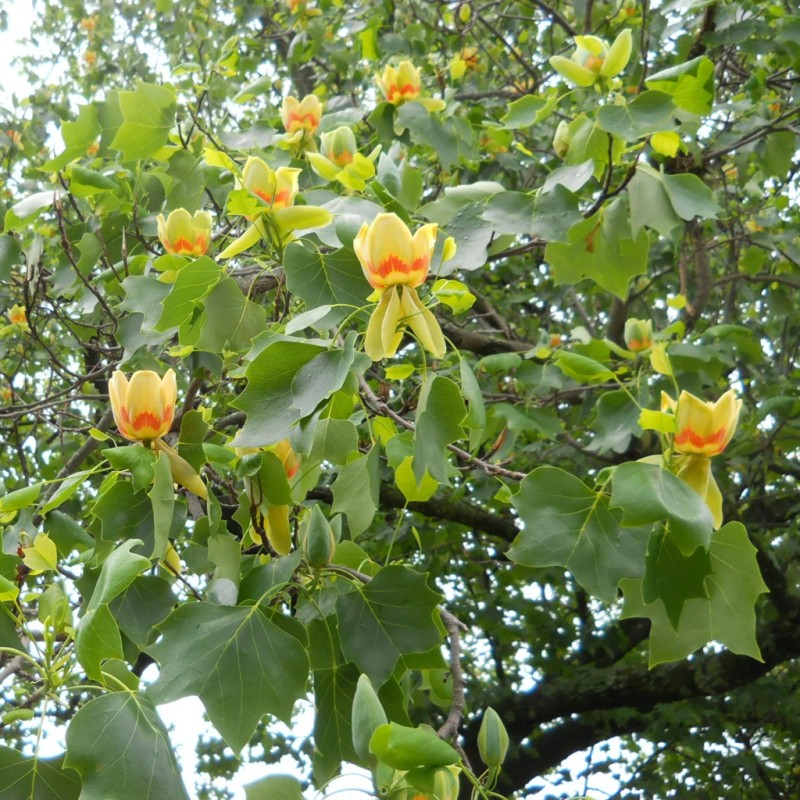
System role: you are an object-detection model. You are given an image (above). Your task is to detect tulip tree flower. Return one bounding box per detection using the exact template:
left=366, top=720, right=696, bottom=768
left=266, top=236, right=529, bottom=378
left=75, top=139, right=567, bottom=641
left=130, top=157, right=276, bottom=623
left=307, top=127, right=381, bottom=191
left=624, top=318, right=653, bottom=353
left=238, top=439, right=300, bottom=555
left=241, top=157, right=301, bottom=213
left=376, top=60, right=446, bottom=112
left=550, top=29, right=632, bottom=88
left=220, top=156, right=332, bottom=259
left=156, top=208, right=212, bottom=257
left=354, top=213, right=446, bottom=361
left=655, top=388, right=741, bottom=529
left=281, top=94, right=323, bottom=136
left=108, top=369, right=207, bottom=499
left=661, top=389, right=742, bottom=457
left=109, top=369, right=177, bottom=442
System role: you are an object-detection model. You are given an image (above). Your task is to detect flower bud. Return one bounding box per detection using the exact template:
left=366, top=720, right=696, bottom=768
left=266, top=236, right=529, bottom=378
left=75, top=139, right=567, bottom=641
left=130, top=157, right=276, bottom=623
left=553, top=120, right=571, bottom=159
left=477, top=706, right=509, bottom=768
left=351, top=673, right=387, bottom=764
left=302, top=505, right=336, bottom=568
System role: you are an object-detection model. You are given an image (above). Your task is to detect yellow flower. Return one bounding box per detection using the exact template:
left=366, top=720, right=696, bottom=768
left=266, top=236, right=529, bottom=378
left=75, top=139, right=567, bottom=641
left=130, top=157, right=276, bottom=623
left=624, top=318, right=653, bottom=352
left=549, top=29, right=632, bottom=87
left=281, top=95, right=323, bottom=135
left=273, top=438, right=300, bottom=479
left=661, top=389, right=742, bottom=457
left=377, top=61, right=422, bottom=105
left=241, top=156, right=301, bottom=213
left=673, top=454, right=723, bottom=529
left=354, top=213, right=437, bottom=290
left=109, top=369, right=177, bottom=442
left=320, top=126, right=357, bottom=167
left=156, top=208, right=212, bottom=257
left=364, top=284, right=446, bottom=361
left=8, top=305, right=27, bottom=327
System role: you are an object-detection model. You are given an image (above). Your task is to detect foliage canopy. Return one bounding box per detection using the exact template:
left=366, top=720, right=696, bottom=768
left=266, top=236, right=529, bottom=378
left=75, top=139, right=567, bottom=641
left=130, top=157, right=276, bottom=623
left=1, top=0, right=799, bottom=798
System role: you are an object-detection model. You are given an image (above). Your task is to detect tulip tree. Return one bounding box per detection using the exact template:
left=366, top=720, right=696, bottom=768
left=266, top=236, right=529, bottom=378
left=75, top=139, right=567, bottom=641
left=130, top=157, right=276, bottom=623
left=1, top=0, right=799, bottom=798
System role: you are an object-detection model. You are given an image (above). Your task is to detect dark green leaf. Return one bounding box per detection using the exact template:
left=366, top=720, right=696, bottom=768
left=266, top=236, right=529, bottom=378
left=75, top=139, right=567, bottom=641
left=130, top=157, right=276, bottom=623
left=509, top=467, right=648, bottom=602
left=336, top=565, right=442, bottom=687
left=64, top=692, right=190, bottom=800
left=147, top=603, right=309, bottom=752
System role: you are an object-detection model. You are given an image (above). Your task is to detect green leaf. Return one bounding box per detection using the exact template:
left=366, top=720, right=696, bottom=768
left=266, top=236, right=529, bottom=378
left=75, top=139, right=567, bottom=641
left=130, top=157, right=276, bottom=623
left=369, top=723, right=460, bottom=770
left=597, top=91, right=677, bottom=140
left=645, top=56, right=715, bottom=115
left=109, top=82, right=177, bottom=160
left=642, top=527, right=711, bottom=628
left=148, top=451, right=174, bottom=560
left=283, top=243, right=372, bottom=326
left=332, top=446, right=381, bottom=537
left=312, top=663, right=360, bottom=784
left=460, top=358, right=486, bottom=449
left=436, top=202, right=494, bottom=274
left=554, top=351, right=615, bottom=383
left=87, top=539, right=151, bottom=611
left=508, top=467, right=648, bottom=602
left=103, top=445, right=158, bottom=493
left=628, top=166, right=682, bottom=236
left=412, top=377, right=467, bottom=484
left=586, top=389, right=642, bottom=454
left=92, top=480, right=154, bottom=550
left=183, top=277, right=268, bottom=353
left=621, top=522, right=768, bottom=666
left=147, top=603, right=309, bottom=752
left=155, top=256, right=222, bottom=332
left=336, top=565, right=442, bottom=687
left=610, top=462, right=715, bottom=556
left=244, top=775, right=304, bottom=800
left=661, top=173, right=721, bottom=221
left=64, top=692, right=190, bottom=800
left=232, top=339, right=359, bottom=447
left=545, top=197, right=650, bottom=298
left=0, top=748, right=81, bottom=800
left=75, top=603, right=124, bottom=682
left=0, top=483, right=42, bottom=513
left=310, top=418, right=359, bottom=466
left=395, top=102, right=458, bottom=170
left=40, top=468, right=98, bottom=515
left=500, top=94, right=555, bottom=128
left=43, top=103, right=102, bottom=170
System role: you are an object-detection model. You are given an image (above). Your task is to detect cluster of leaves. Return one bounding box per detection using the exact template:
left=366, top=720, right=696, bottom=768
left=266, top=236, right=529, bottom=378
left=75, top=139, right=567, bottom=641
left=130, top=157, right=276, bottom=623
left=1, top=0, right=800, bottom=798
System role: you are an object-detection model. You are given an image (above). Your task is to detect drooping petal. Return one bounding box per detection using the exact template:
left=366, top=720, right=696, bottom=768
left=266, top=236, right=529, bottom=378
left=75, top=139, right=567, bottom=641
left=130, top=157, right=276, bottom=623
left=674, top=454, right=722, bottom=529
left=401, top=286, right=446, bottom=359
left=152, top=437, right=207, bottom=500
left=381, top=285, right=404, bottom=357
left=266, top=504, right=292, bottom=555
left=365, top=290, right=391, bottom=361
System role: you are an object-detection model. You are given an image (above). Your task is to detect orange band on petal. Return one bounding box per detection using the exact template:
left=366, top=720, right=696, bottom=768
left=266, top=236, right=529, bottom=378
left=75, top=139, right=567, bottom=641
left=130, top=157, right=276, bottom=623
left=376, top=254, right=412, bottom=279
left=674, top=426, right=727, bottom=454
left=132, top=411, right=164, bottom=433
left=171, top=238, right=196, bottom=254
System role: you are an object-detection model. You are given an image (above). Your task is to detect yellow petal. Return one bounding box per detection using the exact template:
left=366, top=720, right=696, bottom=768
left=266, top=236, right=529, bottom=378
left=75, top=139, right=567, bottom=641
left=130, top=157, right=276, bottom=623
left=365, top=290, right=391, bottom=361
left=401, top=286, right=446, bottom=358
left=266, top=504, right=292, bottom=555
left=381, top=285, right=404, bottom=357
